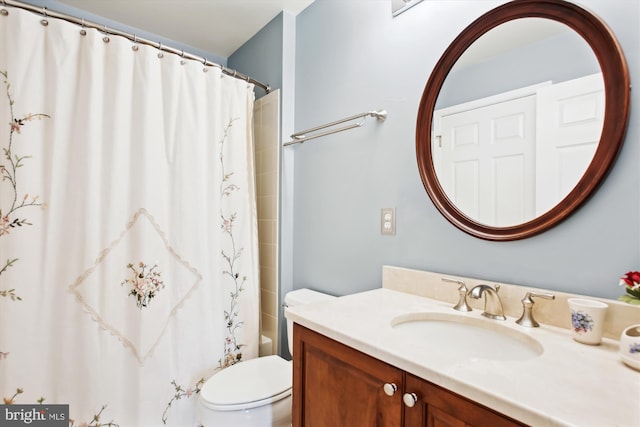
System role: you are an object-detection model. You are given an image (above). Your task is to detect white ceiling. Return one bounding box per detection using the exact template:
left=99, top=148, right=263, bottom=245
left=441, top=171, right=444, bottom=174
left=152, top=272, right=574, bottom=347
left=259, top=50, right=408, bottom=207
left=56, top=0, right=316, bottom=58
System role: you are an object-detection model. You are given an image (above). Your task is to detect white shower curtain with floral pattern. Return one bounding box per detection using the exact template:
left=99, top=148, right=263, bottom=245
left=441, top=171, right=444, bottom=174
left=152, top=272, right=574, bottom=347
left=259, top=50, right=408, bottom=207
left=0, top=5, right=259, bottom=426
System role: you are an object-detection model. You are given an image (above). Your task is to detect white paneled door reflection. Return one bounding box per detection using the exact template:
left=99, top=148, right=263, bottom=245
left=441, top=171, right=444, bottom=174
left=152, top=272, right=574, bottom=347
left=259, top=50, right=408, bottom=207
left=535, top=73, right=604, bottom=216
left=435, top=92, right=537, bottom=226
left=433, top=73, right=603, bottom=227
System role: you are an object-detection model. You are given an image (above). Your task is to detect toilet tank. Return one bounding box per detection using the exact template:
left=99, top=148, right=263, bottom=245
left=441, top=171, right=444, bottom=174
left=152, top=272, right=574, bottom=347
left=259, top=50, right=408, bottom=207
left=284, top=288, right=335, bottom=355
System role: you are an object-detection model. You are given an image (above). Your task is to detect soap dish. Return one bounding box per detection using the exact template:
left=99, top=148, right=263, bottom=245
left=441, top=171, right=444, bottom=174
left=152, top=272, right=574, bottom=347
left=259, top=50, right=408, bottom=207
left=619, top=324, right=640, bottom=371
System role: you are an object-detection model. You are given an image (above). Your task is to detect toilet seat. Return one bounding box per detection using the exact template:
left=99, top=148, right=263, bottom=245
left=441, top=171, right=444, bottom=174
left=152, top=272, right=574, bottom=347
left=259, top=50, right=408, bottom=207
left=200, top=355, right=292, bottom=411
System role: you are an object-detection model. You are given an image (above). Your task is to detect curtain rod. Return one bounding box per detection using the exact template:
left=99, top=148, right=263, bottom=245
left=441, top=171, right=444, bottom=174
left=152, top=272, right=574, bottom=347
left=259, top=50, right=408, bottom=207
left=1, top=0, right=271, bottom=93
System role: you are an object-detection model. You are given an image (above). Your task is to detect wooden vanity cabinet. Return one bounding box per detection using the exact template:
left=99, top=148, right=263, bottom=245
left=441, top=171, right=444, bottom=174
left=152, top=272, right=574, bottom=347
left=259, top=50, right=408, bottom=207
left=293, top=324, right=527, bottom=427
left=403, top=373, right=526, bottom=427
left=292, top=324, right=404, bottom=426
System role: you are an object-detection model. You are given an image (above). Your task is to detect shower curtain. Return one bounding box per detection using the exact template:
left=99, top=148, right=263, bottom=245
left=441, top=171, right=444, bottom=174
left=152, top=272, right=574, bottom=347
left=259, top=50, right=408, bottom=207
left=0, top=5, right=259, bottom=426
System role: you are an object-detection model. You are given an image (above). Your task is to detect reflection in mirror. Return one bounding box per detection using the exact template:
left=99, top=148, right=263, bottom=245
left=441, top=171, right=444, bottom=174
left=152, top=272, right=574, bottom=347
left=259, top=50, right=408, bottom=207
left=392, top=0, right=424, bottom=17
left=416, top=0, right=630, bottom=241
left=432, top=18, right=604, bottom=227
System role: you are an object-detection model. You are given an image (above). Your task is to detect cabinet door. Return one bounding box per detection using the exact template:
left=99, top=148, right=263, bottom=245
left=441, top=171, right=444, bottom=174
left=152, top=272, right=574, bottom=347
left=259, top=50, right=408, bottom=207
left=403, top=373, right=527, bottom=427
left=292, top=324, right=403, bottom=427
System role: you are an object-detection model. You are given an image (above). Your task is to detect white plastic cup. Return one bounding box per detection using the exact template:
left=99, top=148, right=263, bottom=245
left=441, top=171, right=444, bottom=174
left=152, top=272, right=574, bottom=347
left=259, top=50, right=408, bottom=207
left=567, top=298, right=608, bottom=345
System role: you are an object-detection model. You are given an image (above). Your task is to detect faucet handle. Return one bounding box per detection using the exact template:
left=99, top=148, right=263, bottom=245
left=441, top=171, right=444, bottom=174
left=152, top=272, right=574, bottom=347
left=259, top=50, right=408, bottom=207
left=442, top=277, right=472, bottom=312
left=516, top=291, right=555, bottom=327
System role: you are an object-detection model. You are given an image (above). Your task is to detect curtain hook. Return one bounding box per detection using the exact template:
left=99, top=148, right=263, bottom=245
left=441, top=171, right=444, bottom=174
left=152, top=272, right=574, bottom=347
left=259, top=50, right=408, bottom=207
left=102, top=25, right=110, bottom=43
left=1, top=0, right=8, bottom=16
left=132, top=34, right=139, bottom=51
left=157, top=42, right=164, bottom=58
left=79, top=18, right=86, bottom=36
left=40, top=6, right=49, bottom=26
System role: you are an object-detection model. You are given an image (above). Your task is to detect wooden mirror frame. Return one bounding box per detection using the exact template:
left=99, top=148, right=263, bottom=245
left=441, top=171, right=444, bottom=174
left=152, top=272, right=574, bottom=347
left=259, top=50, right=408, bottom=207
left=416, top=0, right=630, bottom=241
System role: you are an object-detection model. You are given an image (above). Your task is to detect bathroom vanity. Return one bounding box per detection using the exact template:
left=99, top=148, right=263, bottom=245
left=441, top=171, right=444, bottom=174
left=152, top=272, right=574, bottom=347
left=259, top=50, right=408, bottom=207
left=293, top=324, right=524, bottom=427
left=285, top=266, right=640, bottom=427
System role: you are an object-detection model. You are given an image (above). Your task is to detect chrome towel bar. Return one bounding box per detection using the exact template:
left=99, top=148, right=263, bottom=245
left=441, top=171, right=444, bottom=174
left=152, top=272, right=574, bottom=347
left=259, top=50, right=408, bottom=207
left=283, top=109, right=387, bottom=146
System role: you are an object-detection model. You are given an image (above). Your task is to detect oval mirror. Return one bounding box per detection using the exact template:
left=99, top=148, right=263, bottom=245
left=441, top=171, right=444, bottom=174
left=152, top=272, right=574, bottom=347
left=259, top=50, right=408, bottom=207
left=416, top=0, right=630, bottom=241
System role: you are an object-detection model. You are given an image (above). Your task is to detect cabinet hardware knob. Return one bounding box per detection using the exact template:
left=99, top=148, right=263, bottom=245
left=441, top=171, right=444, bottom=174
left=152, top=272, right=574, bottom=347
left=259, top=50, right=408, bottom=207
left=383, top=383, right=398, bottom=396
left=403, top=392, right=418, bottom=407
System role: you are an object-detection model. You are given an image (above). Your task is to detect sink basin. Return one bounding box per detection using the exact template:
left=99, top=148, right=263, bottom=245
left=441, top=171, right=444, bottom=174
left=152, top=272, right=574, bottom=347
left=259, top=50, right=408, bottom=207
left=391, top=312, right=543, bottom=361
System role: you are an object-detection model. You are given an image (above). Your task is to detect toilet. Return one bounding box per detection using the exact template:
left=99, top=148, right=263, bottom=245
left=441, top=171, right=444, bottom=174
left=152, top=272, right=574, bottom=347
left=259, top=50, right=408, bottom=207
left=198, top=288, right=335, bottom=426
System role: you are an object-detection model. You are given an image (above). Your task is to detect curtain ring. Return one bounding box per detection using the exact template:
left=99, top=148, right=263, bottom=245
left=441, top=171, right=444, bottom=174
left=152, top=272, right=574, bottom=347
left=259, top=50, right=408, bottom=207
left=157, top=42, right=164, bottom=58
left=1, top=1, right=8, bottom=17
left=40, top=6, right=48, bottom=26
left=79, top=18, right=86, bottom=36
left=132, top=34, right=139, bottom=51
left=101, top=25, right=110, bottom=42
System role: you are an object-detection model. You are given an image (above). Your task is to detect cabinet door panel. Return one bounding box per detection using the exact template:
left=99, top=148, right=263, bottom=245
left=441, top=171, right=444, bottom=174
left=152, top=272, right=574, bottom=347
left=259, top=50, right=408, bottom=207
left=404, top=374, right=527, bottom=427
left=428, top=406, right=469, bottom=427
left=293, top=324, right=403, bottom=427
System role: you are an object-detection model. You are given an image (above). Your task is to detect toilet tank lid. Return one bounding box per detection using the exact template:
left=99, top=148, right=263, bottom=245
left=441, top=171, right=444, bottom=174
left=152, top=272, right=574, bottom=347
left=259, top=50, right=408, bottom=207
left=284, top=288, right=335, bottom=307
left=200, top=355, right=292, bottom=408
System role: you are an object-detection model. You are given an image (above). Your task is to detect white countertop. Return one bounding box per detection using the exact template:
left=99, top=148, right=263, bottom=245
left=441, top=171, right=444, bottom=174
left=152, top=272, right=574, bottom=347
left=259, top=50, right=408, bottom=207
left=285, top=288, right=640, bottom=427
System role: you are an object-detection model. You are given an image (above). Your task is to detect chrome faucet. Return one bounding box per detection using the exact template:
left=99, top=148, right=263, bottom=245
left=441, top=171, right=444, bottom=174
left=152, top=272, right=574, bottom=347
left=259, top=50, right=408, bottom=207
left=442, top=277, right=472, bottom=312
left=468, top=284, right=506, bottom=320
left=516, top=292, right=555, bottom=327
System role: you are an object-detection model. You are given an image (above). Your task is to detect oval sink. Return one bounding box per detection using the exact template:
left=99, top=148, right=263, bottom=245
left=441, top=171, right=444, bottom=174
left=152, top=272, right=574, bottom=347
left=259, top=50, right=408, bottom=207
left=391, top=312, right=543, bottom=361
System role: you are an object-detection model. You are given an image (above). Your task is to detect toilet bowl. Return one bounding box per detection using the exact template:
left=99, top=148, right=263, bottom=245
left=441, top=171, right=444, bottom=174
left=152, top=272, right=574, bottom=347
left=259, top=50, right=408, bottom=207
left=198, top=288, right=334, bottom=426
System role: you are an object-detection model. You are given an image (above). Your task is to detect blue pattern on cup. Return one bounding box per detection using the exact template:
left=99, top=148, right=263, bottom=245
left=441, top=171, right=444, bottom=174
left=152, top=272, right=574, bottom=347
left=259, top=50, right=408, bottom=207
left=571, top=310, right=594, bottom=334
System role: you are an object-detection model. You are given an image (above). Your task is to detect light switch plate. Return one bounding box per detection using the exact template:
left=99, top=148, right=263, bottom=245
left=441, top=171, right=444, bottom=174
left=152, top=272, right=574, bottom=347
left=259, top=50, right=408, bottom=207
left=381, top=208, right=396, bottom=236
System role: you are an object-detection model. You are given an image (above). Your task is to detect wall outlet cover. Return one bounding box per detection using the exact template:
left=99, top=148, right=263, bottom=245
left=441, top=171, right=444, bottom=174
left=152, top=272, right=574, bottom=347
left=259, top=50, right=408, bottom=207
left=381, top=208, right=396, bottom=236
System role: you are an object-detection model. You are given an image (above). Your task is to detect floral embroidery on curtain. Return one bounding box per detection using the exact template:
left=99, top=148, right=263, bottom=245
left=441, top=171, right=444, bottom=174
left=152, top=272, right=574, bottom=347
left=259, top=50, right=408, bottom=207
left=162, top=116, right=251, bottom=423
left=0, top=70, right=120, bottom=427
left=121, top=262, right=166, bottom=309
left=0, top=70, right=48, bottom=301
left=68, top=208, right=204, bottom=365
left=218, top=118, right=248, bottom=370
left=0, top=69, right=47, bottom=392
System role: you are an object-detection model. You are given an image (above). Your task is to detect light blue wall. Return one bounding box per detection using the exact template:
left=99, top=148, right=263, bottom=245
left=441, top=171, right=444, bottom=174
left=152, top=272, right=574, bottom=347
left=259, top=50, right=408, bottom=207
left=229, top=13, right=283, bottom=96
left=290, top=0, right=639, bottom=300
